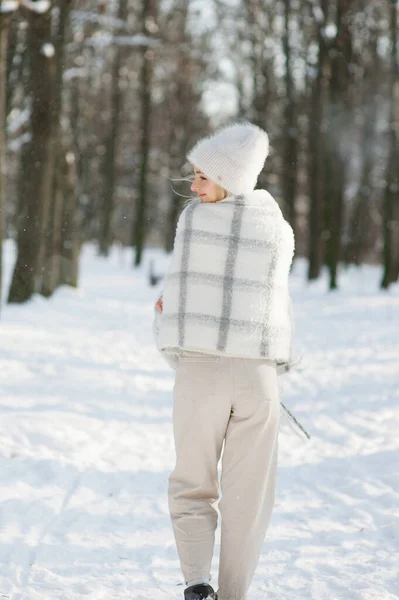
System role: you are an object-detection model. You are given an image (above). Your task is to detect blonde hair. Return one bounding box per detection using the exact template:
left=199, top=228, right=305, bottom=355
left=168, top=174, right=229, bottom=209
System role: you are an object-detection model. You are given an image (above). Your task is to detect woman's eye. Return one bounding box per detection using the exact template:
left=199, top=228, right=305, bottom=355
left=200, top=177, right=207, bottom=181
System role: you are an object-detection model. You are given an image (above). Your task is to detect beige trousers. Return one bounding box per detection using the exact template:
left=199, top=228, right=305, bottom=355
left=168, top=351, right=280, bottom=600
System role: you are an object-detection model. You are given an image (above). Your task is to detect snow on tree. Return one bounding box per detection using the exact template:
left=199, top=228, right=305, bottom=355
left=20, top=0, right=51, bottom=14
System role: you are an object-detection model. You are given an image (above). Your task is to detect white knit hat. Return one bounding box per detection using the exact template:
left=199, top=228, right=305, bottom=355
left=186, top=121, right=269, bottom=196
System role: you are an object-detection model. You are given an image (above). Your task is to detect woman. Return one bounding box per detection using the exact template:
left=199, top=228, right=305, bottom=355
left=153, top=122, right=295, bottom=600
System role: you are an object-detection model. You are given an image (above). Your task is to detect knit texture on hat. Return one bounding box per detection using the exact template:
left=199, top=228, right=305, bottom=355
left=186, top=121, right=269, bottom=196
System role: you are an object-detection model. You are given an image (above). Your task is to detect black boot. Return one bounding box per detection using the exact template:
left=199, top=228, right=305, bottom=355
left=184, top=583, right=217, bottom=600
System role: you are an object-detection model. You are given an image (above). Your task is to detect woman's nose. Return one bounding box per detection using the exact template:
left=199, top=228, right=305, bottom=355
left=191, top=180, right=198, bottom=192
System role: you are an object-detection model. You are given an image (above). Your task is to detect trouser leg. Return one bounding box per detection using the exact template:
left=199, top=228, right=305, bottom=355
left=217, top=358, right=280, bottom=600
left=168, top=354, right=231, bottom=585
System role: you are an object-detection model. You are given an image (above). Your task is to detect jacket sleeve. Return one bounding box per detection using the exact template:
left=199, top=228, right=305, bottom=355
left=276, top=219, right=296, bottom=374
left=152, top=205, right=190, bottom=369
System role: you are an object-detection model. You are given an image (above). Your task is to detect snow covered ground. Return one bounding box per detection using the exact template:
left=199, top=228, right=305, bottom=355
left=0, top=241, right=398, bottom=600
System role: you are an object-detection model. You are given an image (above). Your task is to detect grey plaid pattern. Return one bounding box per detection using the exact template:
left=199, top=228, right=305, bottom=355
left=178, top=201, right=197, bottom=347
left=190, top=230, right=274, bottom=250
left=154, top=190, right=295, bottom=370
left=260, top=232, right=279, bottom=357
left=217, top=197, right=245, bottom=351
left=167, top=272, right=266, bottom=291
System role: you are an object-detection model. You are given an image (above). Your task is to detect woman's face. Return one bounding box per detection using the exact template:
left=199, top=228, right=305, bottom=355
left=190, top=168, right=226, bottom=203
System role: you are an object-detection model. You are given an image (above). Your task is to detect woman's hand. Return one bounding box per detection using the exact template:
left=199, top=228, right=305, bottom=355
left=155, top=296, right=163, bottom=313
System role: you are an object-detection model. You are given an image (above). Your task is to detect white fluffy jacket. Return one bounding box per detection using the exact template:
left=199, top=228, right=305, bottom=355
left=153, top=189, right=295, bottom=372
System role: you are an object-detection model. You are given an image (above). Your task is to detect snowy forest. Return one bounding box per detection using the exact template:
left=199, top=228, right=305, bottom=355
left=0, top=0, right=398, bottom=307
left=1, top=2, right=399, bottom=599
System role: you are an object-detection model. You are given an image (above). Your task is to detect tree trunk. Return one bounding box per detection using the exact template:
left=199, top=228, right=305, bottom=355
left=381, top=0, right=399, bottom=288
left=164, top=0, right=189, bottom=254
left=307, top=0, right=329, bottom=280
left=98, top=0, right=129, bottom=257
left=243, top=0, right=264, bottom=123
left=60, top=151, right=80, bottom=288
left=0, top=7, right=11, bottom=312
left=8, top=3, right=56, bottom=304
left=324, top=0, right=353, bottom=290
left=243, top=1, right=273, bottom=125
left=345, top=34, right=379, bottom=266
left=282, top=0, right=298, bottom=233
left=165, top=123, right=185, bottom=254
left=132, top=0, right=157, bottom=267
left=41, top=0, right=72, bottom=297
left=6, top=9, right=24, bottom=119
